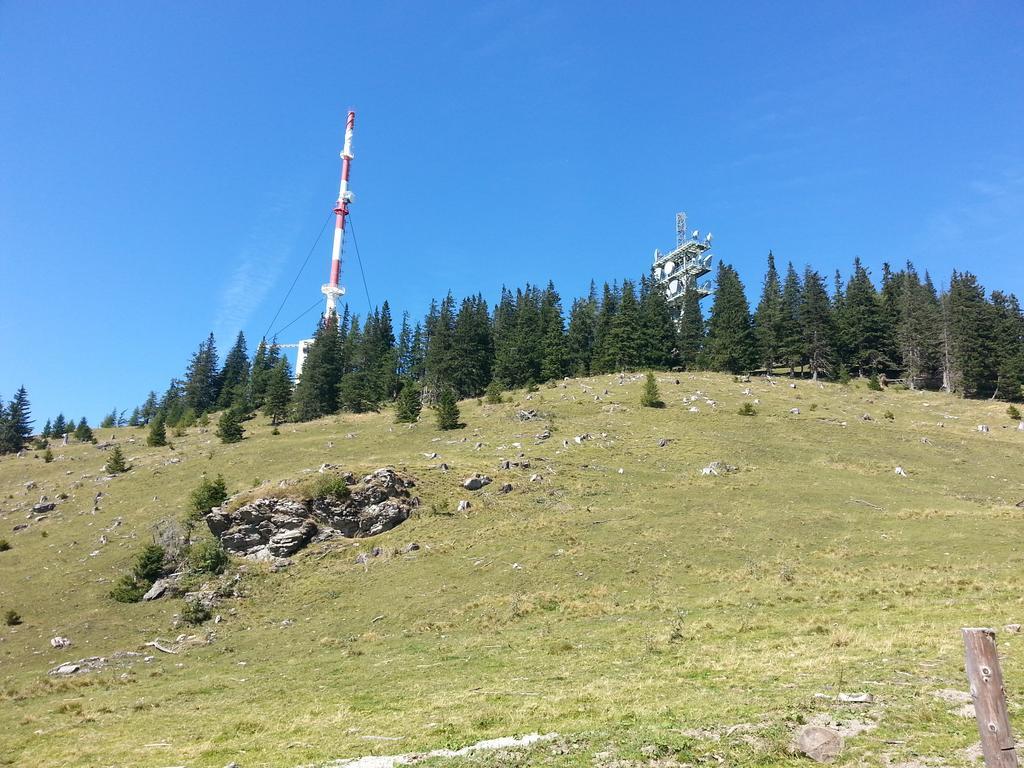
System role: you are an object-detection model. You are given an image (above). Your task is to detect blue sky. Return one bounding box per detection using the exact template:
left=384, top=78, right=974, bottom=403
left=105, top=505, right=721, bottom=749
left=2, top=1, right=1022, bottom=424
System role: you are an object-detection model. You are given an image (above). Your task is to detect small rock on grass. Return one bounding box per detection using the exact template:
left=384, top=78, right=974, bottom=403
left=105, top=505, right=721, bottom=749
left=836, top=692, right=873, bottom=704
left=462, top=474, right=492, bottom=491
left=793, top=725, right=843, bottom=763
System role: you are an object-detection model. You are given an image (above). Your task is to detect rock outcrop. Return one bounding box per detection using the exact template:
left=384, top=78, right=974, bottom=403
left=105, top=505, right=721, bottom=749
left=205, top=468, right=418, bottom=559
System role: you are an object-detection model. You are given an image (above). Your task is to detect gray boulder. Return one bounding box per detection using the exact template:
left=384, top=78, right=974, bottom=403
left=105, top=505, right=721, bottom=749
left=793, top=726, right=843, bottom=763
left=142, top=578, right=173, bottom=601
left=267, top=522, right=316, bottom=557
left=462, top=474, right=492, bottom=491
left=206, top=468, right=418, bottom=559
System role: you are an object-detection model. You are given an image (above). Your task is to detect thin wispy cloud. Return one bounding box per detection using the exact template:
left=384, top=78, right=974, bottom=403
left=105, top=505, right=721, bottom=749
left=914, top=163, right=1024, bottom=290
left=213, top=197, right=295, bottom=344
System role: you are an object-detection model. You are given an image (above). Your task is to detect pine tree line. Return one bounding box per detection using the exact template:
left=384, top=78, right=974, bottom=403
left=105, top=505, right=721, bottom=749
left=279, top=258, right=1022, bottom=423
left=6, top=255, right=1021, bottom=455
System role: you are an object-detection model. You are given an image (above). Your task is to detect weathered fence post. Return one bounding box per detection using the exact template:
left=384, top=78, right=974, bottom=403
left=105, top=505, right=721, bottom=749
left=963, top=627, right=1019, bottom=768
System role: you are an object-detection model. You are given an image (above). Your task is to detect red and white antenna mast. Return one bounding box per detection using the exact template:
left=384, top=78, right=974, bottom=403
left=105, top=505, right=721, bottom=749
left=322, top=110, right=355, bottom=319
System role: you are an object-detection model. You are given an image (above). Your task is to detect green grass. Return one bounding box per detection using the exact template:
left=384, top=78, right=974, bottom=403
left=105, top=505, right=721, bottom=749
left=2, top=373, right=1024, bottom=767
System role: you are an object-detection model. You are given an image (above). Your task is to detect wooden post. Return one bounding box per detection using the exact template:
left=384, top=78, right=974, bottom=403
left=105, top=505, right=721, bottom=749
left=963, top=627, right=1019, bottom=768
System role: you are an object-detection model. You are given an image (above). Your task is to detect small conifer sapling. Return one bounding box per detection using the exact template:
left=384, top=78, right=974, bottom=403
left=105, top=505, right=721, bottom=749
left=435, top=388, right=461, bottom=430
left=105, top=445, right=129, bottom=474
left=147, top=416, right=168, bottom=447
left=216, top=409, right=245, bottom=444
left=640, top=371, right=664, bottom=408
left=394, top=380, right=422, bottom=423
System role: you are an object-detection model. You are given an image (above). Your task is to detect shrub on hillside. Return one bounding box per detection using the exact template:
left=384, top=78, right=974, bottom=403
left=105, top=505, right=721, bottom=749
left=189, top=474, right=229, bottom=520
left=109, top=574, right=148, bottom=603
left=484, top=381, right=503, bottom=405
left=188, top=538, right=229, bottom=575
left=0, top=539, right=10, bottom=552
left=110, top=544, right=166, bottom=603
left=867, top=373, right=883, bottom=391
left=737, top=403, right=758, bottom=416
left=43, top=448, right=53, bottom=463
left=132, top=544, right=166, bottom=584
left=181, top=600, right=211, bottom=625
left=309, top=473, right=350, bottom=502
left=4, top=609, right=22, bottom=626
left=1009, top=405, right=1021, bottom=421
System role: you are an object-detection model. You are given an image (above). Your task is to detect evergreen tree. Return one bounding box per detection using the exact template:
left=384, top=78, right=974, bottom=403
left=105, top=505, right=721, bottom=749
left=451, top=295, right=493, bottom=396
left=591, top=282, right=619, bottom=374
left=248, top=340, right=272, bottom=408
left=159, top=379, right=187, bottom=426
left=264, top=357, right=293, bottom=424
left=100, top=408, right=117, bottom=428
left=491, top=288, right=521, bottom=386
left=184, top=333, right=221, bottom=414
left=800, top=268, right=835, bottom=381
left=0, top=387, right=32, bottom=454
left=896, top=264, right=942, bottom=389
left=41, top=419, right=52, bottom=439
left=128, top=407, right=142, bottom=427
left=409, top=322, right=427, bottom=382
left=339, top=371, right=379, bottom=412
left=539, top=282, right=568, bottom=381
left=105, top=445, right=129, bottom=474
left=566, top=288, right=598, bottom=376
left=599, top=280, right=643, bottom=371
left=424, top=294, right=459, bottom=396
left=435, top=388, right=461, bottom=430
left=513, top=285, right=544, bottom=383
left=217, top=331, right=250, bottom=409
left=943, top=271, right=998, bottom=396
left=394, top=379, right=422, bottom=423
left=147, top=415, right=168, bottom=447
left=777, top=263, right=803, bottom=374
left=375, top=301, right=400, bottom=399
left=356, top=303, right=399, bottom=403
left=706, top=263, right=755, bottom=374
left=140, top=391, right=159, bottom=424
left=216, top=408, right=245, bottom=443
left=638, top=275, right=676, bottom=369
left=992, top=291, right=1024, bottom=401
left=396, top=312, right=414, bottom=379
left=74, top=417, right=94, bottom=443
left=837, top=259, right=886, bottom=375
left=52, top=413, right=67, bottom=437
left=292, top=314, right=343, bottom=420
left=676, top=282, right=704, bottom=370
left=753, top=252, right=782, bottom=372
left=878, top=263, right=903, bottom=372
left=640, top=371, right=664, bottom=408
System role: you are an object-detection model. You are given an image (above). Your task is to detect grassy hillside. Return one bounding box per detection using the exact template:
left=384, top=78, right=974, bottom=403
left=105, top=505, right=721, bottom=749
left=2, top=372, right=1023, bottom=768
